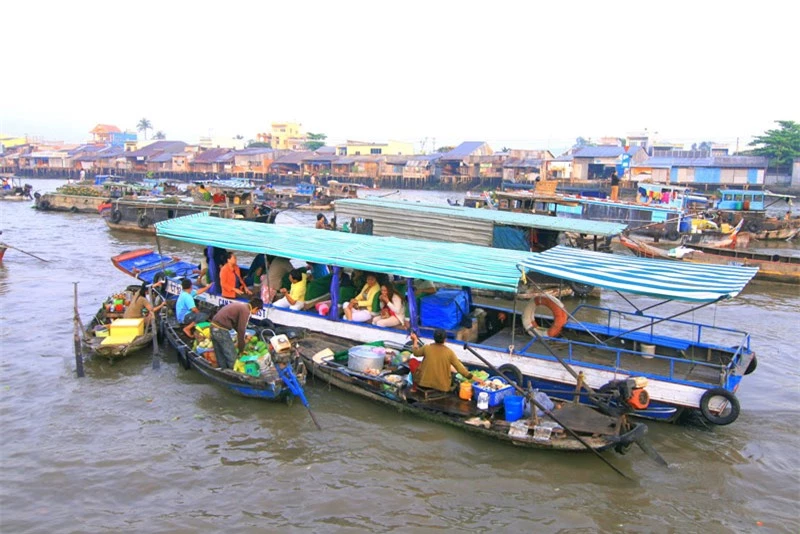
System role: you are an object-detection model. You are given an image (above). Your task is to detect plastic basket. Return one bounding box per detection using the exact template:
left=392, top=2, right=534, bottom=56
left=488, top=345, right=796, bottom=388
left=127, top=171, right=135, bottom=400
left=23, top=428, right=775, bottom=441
left=472, top=377, right=513, bottom=407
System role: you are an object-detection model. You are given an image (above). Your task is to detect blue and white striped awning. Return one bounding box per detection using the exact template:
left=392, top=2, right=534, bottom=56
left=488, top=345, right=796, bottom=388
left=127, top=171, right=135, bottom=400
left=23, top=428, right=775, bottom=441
left=519, top=245, right=758, bottom=302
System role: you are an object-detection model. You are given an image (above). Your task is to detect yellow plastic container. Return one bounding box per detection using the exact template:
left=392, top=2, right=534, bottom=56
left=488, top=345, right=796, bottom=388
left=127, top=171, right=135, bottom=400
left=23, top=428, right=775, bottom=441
left=100, top=334, right=137, bottom=346
left=109, top=318, right=144, bottom=337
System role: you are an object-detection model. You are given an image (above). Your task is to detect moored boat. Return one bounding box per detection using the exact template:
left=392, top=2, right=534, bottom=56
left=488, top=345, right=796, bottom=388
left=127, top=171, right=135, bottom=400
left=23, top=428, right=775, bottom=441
left=81, top=286, right=157, bottom=360
left=620, top=232, right=800, bottom=285
left=152, top=214, right=759, bottom=426
left=100, top=197, right=277, bottom=234
left=298, top=333, right=648, bottom=454
left=0, top=177, right=33, bottom=201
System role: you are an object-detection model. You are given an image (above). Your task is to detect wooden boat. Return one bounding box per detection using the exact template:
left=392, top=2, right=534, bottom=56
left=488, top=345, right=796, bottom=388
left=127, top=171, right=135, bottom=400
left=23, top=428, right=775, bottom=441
left=159, top=303, right=309, bottom=401
left=0, top=178, right=32, bottom=201
left=298, top=333, right=648, bottom=454
left=100, top=197, right=277, bottom=234
left=619, top=233, right=800, bottom=285
left=708, top=188, right=797, bottom=238
left=0, top=244, right=6, bottom=261
left=153, top=214, right=759, bottom=426
left=34, top=177, right=150, bottom=213
left=752, top=225, right=800, bottom=241
left=81, top=286, right=156, bottom=360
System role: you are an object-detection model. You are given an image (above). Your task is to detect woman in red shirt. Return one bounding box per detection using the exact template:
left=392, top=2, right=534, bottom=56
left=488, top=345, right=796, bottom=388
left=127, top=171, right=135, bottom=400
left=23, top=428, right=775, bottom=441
left=219, top=252, right=251, bottom=299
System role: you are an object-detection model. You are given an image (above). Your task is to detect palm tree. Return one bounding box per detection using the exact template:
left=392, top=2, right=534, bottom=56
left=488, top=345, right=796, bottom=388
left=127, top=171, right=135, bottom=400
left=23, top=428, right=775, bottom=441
left=153, top=131, right=166, bottom=140
left=137, top=118, right=153, bottom=140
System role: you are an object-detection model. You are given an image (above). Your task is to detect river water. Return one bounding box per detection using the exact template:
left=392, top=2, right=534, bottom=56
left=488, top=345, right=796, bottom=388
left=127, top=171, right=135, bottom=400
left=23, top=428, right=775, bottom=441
left=1, top=179, right=798, bottom=533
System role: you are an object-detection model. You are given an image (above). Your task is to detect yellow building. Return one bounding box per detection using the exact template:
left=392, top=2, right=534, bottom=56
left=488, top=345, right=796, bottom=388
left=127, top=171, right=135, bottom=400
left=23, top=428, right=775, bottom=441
left=0, top=134, right=28, bottom=150
left=270, top=122, right=304, bottom=150
left=336, top=140, right=414, bottom=156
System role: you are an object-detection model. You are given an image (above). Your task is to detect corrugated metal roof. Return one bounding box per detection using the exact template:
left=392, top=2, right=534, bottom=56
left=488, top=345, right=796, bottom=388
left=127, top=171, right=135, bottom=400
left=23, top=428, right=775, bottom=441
left=155, top=213, right=530, bottom=292
left=149, top=153, right=174, bottom=163
left=519, top=245, right=757, bottom=302
left=194, top=148, right=233, bottom=163
left=124, top=141, right=187, bottom=158
left=335, top=198, right=627, bottom=238
left=235, top=147, right=274, bottom=156
left=273, top=151, right=312, bottom=165
left=504, top=158, right=543, bottom=168
left=334, top=157, right=355, bottom=164
left=440, top=141, right=488, bottom=159
left=573, top=146, right=645, bottom=159
left=635, top=156, right=768, bottom=169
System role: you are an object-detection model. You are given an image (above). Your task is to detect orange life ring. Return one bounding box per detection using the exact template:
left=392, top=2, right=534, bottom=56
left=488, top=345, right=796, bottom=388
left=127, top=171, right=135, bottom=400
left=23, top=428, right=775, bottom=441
left=522, top=294, right=567, bottom=338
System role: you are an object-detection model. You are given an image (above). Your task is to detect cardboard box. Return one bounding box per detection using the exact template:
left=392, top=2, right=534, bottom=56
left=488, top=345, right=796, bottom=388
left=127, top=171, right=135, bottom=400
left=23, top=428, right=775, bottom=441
left=109, top=318, right=144, bottom=338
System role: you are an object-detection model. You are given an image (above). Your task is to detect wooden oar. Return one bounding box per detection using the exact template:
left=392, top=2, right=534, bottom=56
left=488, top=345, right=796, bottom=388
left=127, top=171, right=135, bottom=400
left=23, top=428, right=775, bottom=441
left=0, top=242, right=50, bottom=262
left=462, top=343, right=632, bottom=480
left=150, top=288, right=160, bottom=370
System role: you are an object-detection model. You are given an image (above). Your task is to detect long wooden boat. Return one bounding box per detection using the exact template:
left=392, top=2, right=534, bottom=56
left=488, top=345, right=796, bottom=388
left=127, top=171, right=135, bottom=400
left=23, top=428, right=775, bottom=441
left=709, top=188, right=797, bottom=238
left=298, top=333, right=647, bottom=453
left=111, top=249, right=309, bottom=401
left=0, top=180, right=32, bottom=201
left=33, top=177, right=151, bottom=213
left=620, top=233, right=800, bottom=285
left=160, top=304, right=309, bottom=401
left=81, top=287, right=156, bottom=360
left=99, top=197, right=277, bottom=234
left=152, top=214, right=759, bottom=426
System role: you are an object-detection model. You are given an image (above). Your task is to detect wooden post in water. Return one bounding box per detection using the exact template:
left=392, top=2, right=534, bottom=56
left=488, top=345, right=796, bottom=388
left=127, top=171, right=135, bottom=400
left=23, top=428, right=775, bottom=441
left=73, top=282, right=85, bottom=378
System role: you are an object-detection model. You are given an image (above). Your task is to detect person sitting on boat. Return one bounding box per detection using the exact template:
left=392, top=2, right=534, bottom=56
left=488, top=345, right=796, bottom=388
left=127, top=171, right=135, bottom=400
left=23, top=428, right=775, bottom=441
left=124, top=281, right=166, bottom=325
left=315, top=212, right=330, bottom=230
left=273, top=268, right=307, bottom=310
left=261, top=255, right=293, bottom=303
left=372, top=284, right=405, bottom=328
left=176, top=278, right=213, bottom=338
left=209, top=297, right=264, bottom=370
left=413, top=278, right=436, bottom=296
left=220, top=252, right=251, bottom=300
left=409, top=330, right=473, bottom=392
left=343, top=273, right=380, bottom=322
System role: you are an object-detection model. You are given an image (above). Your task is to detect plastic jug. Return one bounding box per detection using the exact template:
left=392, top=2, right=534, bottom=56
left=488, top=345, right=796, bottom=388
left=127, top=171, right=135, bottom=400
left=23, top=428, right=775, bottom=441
left=477, top=391, right=489, bottom=410
left=459, top=381, right=473, bottom=401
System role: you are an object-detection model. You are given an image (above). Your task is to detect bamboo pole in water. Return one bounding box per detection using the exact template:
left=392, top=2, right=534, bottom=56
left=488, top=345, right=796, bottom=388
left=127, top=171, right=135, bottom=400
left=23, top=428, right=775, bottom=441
left=73, top=283, right=85, bottom=378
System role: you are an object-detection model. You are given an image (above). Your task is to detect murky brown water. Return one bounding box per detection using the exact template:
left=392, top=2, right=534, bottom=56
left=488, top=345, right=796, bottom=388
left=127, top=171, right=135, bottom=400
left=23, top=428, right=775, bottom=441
left=1, top=180, right=798, bottom=532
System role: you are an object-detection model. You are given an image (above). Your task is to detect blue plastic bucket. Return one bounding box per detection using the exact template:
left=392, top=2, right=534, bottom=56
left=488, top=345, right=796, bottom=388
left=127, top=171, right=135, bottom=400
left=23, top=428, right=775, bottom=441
left=679, top=218, right=692, bottom=233
left=504, top=395, right=524, bottom=422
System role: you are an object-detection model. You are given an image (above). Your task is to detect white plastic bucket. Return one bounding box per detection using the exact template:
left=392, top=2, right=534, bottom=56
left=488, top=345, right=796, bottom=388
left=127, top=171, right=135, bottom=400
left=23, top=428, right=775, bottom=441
left=640, top=343, right=656, bottom=359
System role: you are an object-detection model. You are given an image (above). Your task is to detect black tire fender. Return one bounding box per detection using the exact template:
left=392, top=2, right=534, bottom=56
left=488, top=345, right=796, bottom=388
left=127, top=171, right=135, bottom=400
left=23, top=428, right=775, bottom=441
left=70, top=206, right=79, bottom=213
left=287, top=201, right=296, bottom=209
left=746, top=220, right=762, bottom=233
left=497, top=363, right=523, bottom=386
left=39, top=199, right=50, bottom=210
left=699, top=388, right=740, bottom=426
left=110, top=210, right=123, bottom=224
left=744, top=354, right=757, bottom=375
left=666, top=229, right=680, bottom=241
left=138, top=214, right=152, bottom=228
left=568, top=280, right=594, bottom=298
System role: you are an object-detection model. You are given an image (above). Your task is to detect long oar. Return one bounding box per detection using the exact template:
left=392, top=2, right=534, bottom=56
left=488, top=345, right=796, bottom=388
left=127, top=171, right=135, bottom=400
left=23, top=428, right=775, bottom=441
left=523, top=326, right=669, bottom=468
left=277, top=363, right=321, bottom=430
left=0, top=242, right=50, bottom=262
left=150, top=288, right=160, bottom=370
left=462, top=343, right=631, bottom=480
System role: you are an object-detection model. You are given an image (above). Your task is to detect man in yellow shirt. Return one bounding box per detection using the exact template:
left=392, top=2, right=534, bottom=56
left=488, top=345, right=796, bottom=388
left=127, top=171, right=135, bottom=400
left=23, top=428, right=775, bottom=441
left=410, top=329, right=473, bottom=392
left=273, top=268, right=307, bottom=310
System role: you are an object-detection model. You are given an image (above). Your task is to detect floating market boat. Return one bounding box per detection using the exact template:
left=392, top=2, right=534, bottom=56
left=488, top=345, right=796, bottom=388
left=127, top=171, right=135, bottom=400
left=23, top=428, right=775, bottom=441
left=81, top=286, right=157, bottom=360
left=151, top=214, right=759, bottom=426
left=0, top=177, right=33, bottom=201
left=111, top=248, right=310, bottom=402
left=491, top=182, right=708, bottom=241
left=620, top=233, right=800, bottom=285
left=298, top=333, right=647, bottom=454
left=99, top=197, right=277, bottom=234
left=34, top=176, right=150, bottom=213
left=708, top=188, right=798, bottom=237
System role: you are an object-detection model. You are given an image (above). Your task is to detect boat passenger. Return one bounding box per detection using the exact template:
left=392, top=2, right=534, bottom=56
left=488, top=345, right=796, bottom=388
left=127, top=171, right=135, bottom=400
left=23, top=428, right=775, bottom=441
left=343, top=273, right=380, bottom=322
left=610, top=170, right=620, bottom=201
left=220, top=252, right=251, bottom=299
left=413, top=279, right=436, bottom=296
left=261, top=255, right=293, bottom=303
left=315, top=212, right=330, bottom=230
left=209, top=297, right=264, bottom=369
left=273, top=269, right=307, bottom=310
left=124, top=281, right=166, bottom=325
left=176, top=278, right=213, bottom=338
left=409, top=330, right=473, bottom=392
left=372, top=284, right=405, bottom=327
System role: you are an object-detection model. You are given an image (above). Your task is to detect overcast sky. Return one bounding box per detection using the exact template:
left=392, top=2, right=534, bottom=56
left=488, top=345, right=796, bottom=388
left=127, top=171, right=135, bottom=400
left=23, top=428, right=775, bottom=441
left=1, top=0, right=796, bottom=154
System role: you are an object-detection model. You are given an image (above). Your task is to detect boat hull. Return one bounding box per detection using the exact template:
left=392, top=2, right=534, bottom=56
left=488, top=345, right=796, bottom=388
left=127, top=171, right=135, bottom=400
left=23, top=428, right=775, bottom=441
left=35, top=193, right=107, bottom=213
